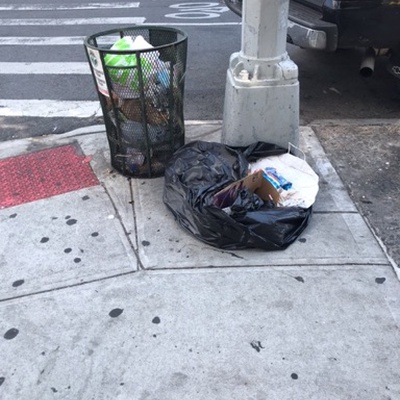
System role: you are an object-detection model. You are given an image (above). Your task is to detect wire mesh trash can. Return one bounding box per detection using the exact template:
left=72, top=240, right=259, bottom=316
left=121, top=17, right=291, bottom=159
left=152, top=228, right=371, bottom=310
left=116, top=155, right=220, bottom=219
left=84, top=26, right=188, bottom=178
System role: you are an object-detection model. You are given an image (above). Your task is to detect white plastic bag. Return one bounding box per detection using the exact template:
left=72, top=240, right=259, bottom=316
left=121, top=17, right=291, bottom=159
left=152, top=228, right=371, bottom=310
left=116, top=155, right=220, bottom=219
left=250, top=153, right=319, bottom=208
left=104, top=36, right=159, bottom=98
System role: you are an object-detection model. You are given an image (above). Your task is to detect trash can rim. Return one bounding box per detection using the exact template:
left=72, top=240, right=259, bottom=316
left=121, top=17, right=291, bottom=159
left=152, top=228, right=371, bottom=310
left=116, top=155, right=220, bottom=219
left=84, top=25, right=188, bottom=53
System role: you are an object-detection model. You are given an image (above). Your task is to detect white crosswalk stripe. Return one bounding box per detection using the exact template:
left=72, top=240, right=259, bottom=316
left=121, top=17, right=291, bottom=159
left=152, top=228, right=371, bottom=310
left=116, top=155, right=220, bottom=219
left=0, top=62, right=92, bottom=75
left=0, top=2, right=239, bottom=121
left=0, top=100, right=102, bottom=118
left=0, top=2, right=146, bottom=119
left=0, top=3, right=140, bottom=11
left=0, top=37, right=90, bottom=45
left=0, top=17, right=146, bottom=26
left=0, top=36, right=123, bottom=45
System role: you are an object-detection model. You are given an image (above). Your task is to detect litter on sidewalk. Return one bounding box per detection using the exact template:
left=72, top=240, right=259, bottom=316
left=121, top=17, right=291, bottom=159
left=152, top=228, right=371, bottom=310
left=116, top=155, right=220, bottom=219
left=164, top=140, right=319, bottom=251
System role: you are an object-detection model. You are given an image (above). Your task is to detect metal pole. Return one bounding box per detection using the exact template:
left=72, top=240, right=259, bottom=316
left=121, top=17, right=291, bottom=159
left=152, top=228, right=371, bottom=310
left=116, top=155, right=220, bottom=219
left=222, top=0, right=299, bottom=149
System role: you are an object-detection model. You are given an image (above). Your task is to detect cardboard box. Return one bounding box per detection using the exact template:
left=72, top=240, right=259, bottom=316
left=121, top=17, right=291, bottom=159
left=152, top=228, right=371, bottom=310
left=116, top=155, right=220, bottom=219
left=212, top=170, right=280, bottom=209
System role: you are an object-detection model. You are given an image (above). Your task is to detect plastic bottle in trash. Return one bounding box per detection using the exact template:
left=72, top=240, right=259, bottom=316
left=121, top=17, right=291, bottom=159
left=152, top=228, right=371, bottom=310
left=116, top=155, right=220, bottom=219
left=264, top=168, right=292, bottom=190
left=125, top=148, right=145, bottom=173
left=151, top=61, right=170, bottom=111
left=155, top=60, right=170, bottom=87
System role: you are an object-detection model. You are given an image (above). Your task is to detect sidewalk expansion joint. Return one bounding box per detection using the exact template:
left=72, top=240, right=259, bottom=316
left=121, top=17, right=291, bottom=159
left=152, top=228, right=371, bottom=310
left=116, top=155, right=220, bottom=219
left=102, top=182, right=144, bottom=270
left=189, top=126, right=223, bottom=141
left=0, top=271, right=137, bottom=304
left=1, top=262, right=392, bottom=303
left=140, top=261, right=390, bottom=272
left=128, top=177, right=141, bottom=263
left=313, top=211, right=359, bottom=214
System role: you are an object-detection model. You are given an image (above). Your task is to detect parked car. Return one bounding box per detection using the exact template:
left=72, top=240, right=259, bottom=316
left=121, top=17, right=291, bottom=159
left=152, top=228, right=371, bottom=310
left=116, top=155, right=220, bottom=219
left=224, top=0, right=400, bottom=80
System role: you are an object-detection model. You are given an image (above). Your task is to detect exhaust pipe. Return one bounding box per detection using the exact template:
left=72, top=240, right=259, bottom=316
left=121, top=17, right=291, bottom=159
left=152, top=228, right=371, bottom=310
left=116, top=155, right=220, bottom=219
left=360, top=48, right=376, bottom=77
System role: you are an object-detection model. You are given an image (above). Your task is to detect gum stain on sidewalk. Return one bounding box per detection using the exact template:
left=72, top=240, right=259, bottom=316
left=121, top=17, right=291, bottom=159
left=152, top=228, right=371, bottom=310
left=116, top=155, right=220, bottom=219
left=0, top=144, right=99, bottom=208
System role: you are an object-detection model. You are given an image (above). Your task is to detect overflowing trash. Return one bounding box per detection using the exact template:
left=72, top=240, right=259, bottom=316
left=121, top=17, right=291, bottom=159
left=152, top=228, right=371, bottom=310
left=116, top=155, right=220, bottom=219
left=163, top=141, right=319, bottom=251
left=248, top=152, right=319, bottom=209
left=104, top=36, right=156, bottom=97
left=85, top=26, right=187, bottom=178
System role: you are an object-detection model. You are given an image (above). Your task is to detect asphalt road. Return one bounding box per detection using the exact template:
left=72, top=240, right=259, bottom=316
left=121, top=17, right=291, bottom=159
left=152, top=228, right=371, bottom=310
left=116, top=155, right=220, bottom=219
left=0, top=0, right=242, bottom=138
left=0, top=0, right=399, bottom=136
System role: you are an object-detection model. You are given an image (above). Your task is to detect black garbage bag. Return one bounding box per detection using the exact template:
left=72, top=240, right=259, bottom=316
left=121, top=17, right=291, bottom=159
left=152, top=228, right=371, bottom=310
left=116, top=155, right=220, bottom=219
left=163, top=140, right=313, bottom=250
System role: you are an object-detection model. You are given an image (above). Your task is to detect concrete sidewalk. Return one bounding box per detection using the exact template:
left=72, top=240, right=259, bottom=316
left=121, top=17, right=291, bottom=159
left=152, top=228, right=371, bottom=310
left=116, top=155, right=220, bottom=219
left=1, top=122, right=400, bottom=400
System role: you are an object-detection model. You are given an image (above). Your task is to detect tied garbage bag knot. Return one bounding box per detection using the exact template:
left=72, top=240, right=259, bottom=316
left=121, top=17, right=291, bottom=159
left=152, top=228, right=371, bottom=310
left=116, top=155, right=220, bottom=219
left=163, top=141, right=318, bottom=251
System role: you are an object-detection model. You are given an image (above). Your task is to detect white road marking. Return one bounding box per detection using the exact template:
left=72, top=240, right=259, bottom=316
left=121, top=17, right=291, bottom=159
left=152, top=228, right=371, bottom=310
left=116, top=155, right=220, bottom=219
left=0, top=100, right=102, bottom=118
left=0, top=35, right=126, bottom=47
left=0, top=37, right=89, bottom=45
left=152, top=22, right=240, bottom=25
left=0, top=36, right=122, bottom=45
left=0, top=20, right=237, bottom=29
left=0, top=3, right=140, bottom=11
left=0, top=21, right=240, bottom=45
left=166, top=2, right=229, bottom=19
left=0, top=63, right=92, bottom=74
left=0, top=1, right=240, bottom=121
left=0, top=17, right=146, bottom=26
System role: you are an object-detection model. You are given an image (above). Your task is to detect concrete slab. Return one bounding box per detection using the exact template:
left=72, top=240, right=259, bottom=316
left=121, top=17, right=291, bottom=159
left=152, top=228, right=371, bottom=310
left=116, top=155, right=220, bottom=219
left=0, top=122, right=356, bottom=216
left=0, top=186, right=137, bottom=300
left=184, top=121, right=224, bottom=143
left=300, top=126, right=357, bottom=213
left=0, top=125, right=107, bottom=160
left=76, top=133, right=138, bottom=249
left=66, top=121, right=381, bottom=269
left=0, top=123, right=389, bottom=272
left=132, top=177, right=388, bottom=269
left=0, top=121, right=398, bottom=400
left=0, top=265, right=399, bottom=399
